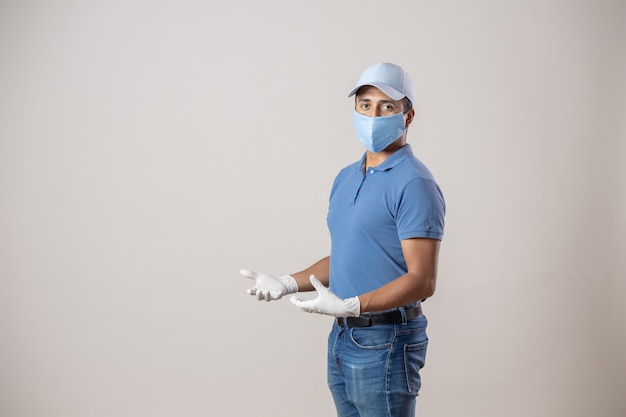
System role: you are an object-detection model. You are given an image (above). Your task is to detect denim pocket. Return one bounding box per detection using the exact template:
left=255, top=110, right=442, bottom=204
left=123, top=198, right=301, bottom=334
left=404, top=340, right=428, bottom=394
left=349, top=326, right=394, bottom=349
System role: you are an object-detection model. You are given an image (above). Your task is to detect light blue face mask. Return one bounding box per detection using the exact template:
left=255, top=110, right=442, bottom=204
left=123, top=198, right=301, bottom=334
left=353, top=111, right=406, bottom=153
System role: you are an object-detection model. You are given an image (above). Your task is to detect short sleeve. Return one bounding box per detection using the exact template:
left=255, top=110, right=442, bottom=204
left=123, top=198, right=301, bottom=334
left=396, top=177, right=445, bottom=241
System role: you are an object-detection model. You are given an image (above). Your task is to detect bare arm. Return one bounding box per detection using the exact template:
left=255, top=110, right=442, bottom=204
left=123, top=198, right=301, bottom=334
left=358, top=238, right=440, bottom=313
left=289, top=256, right=330, bottom=292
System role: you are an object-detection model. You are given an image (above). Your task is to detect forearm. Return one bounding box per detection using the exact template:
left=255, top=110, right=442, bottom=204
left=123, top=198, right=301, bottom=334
left=290, top=256, right=330, bottom=292
left=358, top=271, right=436, bottom=313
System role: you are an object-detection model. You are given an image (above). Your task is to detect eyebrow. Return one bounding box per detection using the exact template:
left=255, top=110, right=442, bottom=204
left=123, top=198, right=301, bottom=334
left=356, top=98, right=397, bottom=104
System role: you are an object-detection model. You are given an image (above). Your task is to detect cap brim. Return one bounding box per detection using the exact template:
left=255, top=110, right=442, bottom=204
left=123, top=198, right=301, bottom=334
left=347, top=83, right=406, bottom=101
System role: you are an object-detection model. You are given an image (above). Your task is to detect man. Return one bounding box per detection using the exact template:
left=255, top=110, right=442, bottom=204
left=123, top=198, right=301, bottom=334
left=241, top=62, right=445, bottom=417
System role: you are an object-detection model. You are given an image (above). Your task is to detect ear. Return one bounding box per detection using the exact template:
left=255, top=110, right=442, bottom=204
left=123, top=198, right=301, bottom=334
left=404, top=109, right=415, bottom=129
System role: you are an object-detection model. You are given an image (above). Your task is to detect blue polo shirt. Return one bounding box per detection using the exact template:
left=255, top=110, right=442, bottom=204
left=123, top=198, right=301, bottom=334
left=327, top=144, right=445, bottom=299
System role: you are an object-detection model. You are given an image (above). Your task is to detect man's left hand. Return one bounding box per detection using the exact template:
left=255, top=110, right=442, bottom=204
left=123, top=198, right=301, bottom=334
left=290, top=275, right=360, bottom=317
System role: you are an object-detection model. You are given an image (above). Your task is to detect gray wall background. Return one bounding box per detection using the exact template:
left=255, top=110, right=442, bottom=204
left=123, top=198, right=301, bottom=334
left=1, top=1, right=624, bottom=416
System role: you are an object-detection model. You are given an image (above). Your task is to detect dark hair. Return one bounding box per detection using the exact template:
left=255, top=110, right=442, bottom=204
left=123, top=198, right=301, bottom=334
left=402, top=97, right=413, bottom=113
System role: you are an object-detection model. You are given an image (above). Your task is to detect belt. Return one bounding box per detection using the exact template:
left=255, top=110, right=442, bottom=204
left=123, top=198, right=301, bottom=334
left=335, top=305, right=423, bottom=328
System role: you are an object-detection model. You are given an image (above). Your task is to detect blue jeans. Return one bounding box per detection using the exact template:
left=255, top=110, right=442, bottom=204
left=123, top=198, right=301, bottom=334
left=327, top=313, right=428, bottom=417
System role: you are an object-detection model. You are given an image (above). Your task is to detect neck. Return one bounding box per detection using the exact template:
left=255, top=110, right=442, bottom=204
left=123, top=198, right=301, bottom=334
left=364, top=138, right=406, bottom=169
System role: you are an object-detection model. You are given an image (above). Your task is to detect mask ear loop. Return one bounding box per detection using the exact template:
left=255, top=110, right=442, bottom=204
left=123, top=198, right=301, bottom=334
left=403, top=107, right=415, bottom=130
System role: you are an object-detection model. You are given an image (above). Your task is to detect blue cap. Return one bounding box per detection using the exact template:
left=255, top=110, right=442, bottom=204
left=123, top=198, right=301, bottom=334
left=348, top=62, right=415, bottom=105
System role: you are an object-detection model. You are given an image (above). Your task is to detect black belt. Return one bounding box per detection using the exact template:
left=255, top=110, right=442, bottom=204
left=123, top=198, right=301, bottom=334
left=335, top=305, right=423, bottom=328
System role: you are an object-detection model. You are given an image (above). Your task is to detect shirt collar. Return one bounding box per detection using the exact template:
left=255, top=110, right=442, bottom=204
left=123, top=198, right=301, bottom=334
left=357, top=144, right=413, bottom=172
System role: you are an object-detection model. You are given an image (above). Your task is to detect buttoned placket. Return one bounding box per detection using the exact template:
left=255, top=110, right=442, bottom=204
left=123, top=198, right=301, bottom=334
left=350, top=167, right=378, bottom=206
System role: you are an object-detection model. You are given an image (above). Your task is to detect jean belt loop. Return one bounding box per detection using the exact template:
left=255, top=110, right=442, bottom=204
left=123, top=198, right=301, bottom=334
left=399, top=306, right=407, bottom=324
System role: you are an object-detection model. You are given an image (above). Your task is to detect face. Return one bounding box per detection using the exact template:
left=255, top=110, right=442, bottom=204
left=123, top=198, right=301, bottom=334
left=353, top=85, right=416, bottom=153
left=355, top=85, right=407, bottom=117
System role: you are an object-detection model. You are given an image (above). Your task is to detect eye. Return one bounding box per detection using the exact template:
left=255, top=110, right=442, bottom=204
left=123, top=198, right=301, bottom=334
left=381, top=103, right=396, bottom=111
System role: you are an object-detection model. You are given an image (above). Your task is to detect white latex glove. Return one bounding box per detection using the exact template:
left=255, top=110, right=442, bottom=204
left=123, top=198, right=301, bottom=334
left=240, top=269, right=298, bottom=301
left=290, top=275, right=360, bottom=317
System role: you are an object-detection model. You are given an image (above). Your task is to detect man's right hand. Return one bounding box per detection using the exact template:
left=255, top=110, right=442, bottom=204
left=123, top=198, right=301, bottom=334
left=240, top=269, right=298, bottom=301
